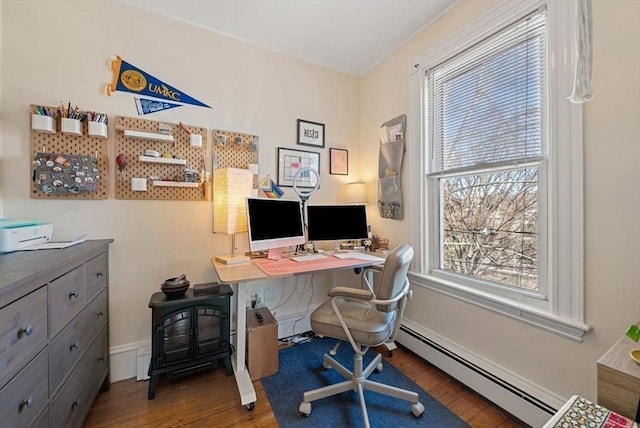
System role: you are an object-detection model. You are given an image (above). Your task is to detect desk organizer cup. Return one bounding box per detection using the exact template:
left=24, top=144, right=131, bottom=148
left=32, top=114, right=56, bottom=134
left=61, top=118, right=83, bottom=136
left=88, top=121, right=108, bottom=139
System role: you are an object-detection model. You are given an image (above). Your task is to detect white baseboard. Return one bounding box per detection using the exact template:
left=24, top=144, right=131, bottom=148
left=109, top=340, right=151, bottom=382
left=397, top=320, right=563, bottom=427
left=106, top=309, right=313, bottom=383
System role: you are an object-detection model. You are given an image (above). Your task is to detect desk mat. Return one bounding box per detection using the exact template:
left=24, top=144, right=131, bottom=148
left=253, top=256, right=369, bottom=276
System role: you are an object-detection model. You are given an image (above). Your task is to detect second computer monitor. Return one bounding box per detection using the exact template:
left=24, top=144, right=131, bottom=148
left=306, top=204, right=368, bottom=242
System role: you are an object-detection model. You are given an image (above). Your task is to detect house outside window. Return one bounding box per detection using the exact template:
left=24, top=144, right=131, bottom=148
left=408, top=0, right=589, bottom=340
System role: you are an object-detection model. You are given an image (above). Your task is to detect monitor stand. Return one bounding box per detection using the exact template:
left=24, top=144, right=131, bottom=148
left=267, top=247, right=283, bottom=260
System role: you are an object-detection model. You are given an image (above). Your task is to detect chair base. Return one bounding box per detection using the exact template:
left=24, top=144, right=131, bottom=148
left=299, top=349, right=425, bottom=428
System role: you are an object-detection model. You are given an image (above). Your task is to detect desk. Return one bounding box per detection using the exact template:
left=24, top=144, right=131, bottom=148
left=597, top=322, right=640, bottom=421
left=211, top=254, right=385, bottom=410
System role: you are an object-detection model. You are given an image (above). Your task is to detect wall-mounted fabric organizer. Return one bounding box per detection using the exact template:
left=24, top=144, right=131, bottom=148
left=114, top=115, right=208, bottom=200
left=30, top=105, right=109, bottom=199
left=377, top=114, right=406, bottom=220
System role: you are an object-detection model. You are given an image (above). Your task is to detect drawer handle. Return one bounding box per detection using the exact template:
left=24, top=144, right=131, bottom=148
left=70, top=341, right=80, bottom=351
left=96, top=271, right=104, bottom=277
left=19, top=397, right=33, bottom=411
left=97, top=356, right=105, bottom=362
left=71, top=399, right=81, bottom=409
left=97, top=311, right=104, bottom=318
left=68, top=290, right=79, bottom=299
left=18, top=326, right=33, bottom=337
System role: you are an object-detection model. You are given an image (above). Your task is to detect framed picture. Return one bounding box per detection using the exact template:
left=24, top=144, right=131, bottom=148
left=277, top=147, right=321, bottom=187
left=297, top=119, right=325, bottom=148
left=329, top=148, right=348, bottom=175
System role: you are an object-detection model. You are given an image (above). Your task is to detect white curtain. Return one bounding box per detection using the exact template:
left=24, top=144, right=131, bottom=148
left=568, top=0, right=593, bottom=103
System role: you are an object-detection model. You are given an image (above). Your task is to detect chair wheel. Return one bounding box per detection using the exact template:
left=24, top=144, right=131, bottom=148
left=299, top=402, right=311, bottom=417
left=246, top=402, right=255, bottom=411
left=412, top=402, right=425, bottom=417
left=375, top=362, right=383, bottom=372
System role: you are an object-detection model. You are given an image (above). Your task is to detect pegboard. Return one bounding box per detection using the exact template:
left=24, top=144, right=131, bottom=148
left=211, top=128, right=259, bottom=188
left=114, top=116, right=208, bottom=200
left=30, top=105, right=109, bottom=199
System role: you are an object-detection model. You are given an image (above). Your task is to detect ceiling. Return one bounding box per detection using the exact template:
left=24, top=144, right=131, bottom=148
left=118, top=0, right=458, bottom=76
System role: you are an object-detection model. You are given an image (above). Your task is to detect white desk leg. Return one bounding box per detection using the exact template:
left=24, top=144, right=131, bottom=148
left=232, top=282, right=257, bottom=409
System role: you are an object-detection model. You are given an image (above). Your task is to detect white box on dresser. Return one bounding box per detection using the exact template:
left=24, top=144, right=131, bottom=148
left=0, top=239, right=113, bottom=428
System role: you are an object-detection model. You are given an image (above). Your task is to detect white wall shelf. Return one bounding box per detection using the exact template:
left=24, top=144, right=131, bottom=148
left=152, top=180, right=200, bottom=188
left=123, top=129, right=174, bottom=142
left=139, top=155, right=186, bottom=165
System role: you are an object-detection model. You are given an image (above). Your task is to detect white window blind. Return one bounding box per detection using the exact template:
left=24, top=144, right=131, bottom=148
left=429, top=9, right=547, bottom=176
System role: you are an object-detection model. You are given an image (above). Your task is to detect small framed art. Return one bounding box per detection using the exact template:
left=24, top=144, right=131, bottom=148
left=329, top=148, right=348, bottom=175
left=297, top=119, right=325, bottom=148
left=277, top=147, right=321, bottom=187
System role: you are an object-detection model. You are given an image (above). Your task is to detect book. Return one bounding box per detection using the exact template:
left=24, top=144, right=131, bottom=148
left=193, top=282, right=220, bottom=295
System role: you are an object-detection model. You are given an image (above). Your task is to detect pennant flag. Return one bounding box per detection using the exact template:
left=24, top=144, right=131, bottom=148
left=135, top=98, right=182, bottom=116
left=259, top=175, right=284, bottom=199
left=107, top=56, right=211, bottom=108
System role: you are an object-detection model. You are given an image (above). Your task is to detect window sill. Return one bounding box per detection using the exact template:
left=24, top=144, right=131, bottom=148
left=408, top=271, right=591, bottom=342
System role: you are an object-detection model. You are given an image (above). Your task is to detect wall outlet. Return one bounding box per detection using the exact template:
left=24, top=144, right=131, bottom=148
left=264, top=287, right=277, bottom=303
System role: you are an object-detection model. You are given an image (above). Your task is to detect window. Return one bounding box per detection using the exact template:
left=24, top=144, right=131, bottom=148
left=408, top=0, right=589, bottom=340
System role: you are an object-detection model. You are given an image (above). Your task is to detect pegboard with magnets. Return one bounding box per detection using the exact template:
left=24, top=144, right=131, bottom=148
left=114, top=116, right=208, bottom=200
left=29, top=104, right=109, bottom=199
left=211, top=128, right=259, bottom=188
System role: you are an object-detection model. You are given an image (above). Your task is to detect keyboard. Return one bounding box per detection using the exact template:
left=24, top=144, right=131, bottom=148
left=332, top=252, right=385, bottom=263
left=291, top=253, right=328, bottom=262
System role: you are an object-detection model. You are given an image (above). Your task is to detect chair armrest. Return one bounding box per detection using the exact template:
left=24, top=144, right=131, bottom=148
left=361, top=265, right=383, bottom=293
left=328, top=286, right=374, bottom=300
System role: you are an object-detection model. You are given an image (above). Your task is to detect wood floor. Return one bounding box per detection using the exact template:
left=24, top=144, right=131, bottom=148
left=83, top=343, right=531, bottom=428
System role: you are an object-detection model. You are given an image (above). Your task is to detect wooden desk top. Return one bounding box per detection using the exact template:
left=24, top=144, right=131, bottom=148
left=211, top=252, right=385, bottom=284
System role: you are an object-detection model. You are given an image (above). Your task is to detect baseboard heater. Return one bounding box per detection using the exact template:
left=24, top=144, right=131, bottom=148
left=398, top=325, right=557, bottom=427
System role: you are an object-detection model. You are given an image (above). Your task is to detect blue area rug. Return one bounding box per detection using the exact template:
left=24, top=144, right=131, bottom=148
left=261, top=337, right=469, bottom=427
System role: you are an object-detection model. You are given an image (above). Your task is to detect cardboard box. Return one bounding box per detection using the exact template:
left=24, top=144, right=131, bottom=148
left=246, top=307, right=278, bottom=380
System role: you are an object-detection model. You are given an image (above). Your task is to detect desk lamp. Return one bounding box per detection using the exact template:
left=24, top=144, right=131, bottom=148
left=346, top=181, right=367, bottom=204
left=213, top=168, right=253, bottom=264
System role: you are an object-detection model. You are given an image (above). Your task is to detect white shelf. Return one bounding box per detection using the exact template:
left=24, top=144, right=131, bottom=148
left=139, top=155, right=186, bottom=165
left=123, top=129, right=174, bottom=142
left=152, top=180, right=200, bottom=188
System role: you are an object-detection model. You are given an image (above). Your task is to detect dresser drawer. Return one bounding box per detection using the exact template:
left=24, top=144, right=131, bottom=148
left=85, top=253, right=107, bottom=301
left=32, top=405, right=50, bottom=428
left=0, top=286, right=47, bottom=387
left=0, top=350, right=48, bottom=428
left=49, top=266, right=86, bottom=336
left=50, top=289, right=107, bottom=392
left=52, top=327, right=107, bottom=428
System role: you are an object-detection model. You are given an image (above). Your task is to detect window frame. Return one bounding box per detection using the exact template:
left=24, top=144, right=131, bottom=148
left=407, top=0, right=590, bottom=341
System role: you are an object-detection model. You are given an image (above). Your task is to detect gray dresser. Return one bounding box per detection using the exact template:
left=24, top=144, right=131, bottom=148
left=0, top=239, right=113, bottom=427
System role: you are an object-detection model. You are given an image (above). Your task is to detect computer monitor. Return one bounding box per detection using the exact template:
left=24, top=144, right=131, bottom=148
left=246, top=197, right=305, bottom=255
left=306, top=204, right=368, bottom=242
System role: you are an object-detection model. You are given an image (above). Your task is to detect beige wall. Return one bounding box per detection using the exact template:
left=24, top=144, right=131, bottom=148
left=0, top=0, right=360, bottom=348
left=2, top=0, right=639, bottom=406
left=360, top=0, right=640, bottom=402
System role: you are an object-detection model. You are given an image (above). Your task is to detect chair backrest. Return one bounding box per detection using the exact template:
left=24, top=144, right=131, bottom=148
left=375, top=243, right=413, bottom=313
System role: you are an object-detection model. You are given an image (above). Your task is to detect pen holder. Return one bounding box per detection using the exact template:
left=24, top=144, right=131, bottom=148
left=88, top=121, right=108, bottom=139
left=31, top=114, right=55, bottom=134
left=61, top=118, right=83, bottom=136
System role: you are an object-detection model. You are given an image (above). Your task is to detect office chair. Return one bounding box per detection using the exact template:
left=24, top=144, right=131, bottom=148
left=298, top=244, right=424, bottom=427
